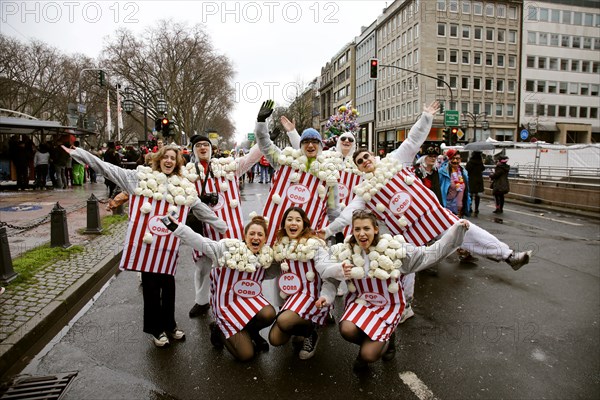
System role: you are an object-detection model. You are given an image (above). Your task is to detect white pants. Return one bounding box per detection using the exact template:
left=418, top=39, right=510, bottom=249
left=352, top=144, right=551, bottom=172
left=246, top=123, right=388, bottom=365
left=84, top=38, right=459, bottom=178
left=193, top=257, right=213, bottom=305
left=460, top=223, right=513, bottom=261
left=401, top=273, right=415, bottom=302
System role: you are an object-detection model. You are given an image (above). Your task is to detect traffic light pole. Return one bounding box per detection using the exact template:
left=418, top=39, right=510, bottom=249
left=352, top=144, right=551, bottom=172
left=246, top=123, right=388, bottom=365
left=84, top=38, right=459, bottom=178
left=122, top=87, right=167, bottom=143
left=379, top=64, right=454, bottom=105
left=77, top=68, right=106, bottom=129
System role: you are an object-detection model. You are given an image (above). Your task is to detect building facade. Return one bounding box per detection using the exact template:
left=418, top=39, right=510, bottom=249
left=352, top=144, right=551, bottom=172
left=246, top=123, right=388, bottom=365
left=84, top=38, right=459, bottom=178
left=355, top=21, right=378, bottom=152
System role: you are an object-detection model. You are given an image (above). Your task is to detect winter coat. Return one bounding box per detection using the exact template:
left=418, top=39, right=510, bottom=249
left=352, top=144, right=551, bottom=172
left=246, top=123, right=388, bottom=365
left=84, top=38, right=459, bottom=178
left=490, top=163, right=510, bottom=195
left=439, top=161, right=471, bottom=217
left=466, top=158, right=485, bottom=194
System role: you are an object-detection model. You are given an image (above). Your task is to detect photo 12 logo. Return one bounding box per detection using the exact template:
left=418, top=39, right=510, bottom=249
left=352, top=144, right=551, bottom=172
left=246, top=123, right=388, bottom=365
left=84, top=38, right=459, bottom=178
left=199, top=1, right=339, bottom=24
left=234, top=81, right=302, bottom=104
left=1, top=1, right=140, bottom=24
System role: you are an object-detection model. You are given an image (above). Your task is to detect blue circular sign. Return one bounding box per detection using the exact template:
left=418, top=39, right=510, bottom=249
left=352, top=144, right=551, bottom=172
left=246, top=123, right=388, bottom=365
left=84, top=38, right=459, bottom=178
left=520, top=129, right=529, bottom=140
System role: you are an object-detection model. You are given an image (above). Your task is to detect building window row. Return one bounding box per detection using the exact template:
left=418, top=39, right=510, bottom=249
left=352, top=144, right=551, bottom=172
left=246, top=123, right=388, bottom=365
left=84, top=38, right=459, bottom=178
left=438, top=75, right=516, bottom=93
left=379, top=1, right=419, bottom=40
left=438, top=23, right=517, bottom=44
left=525, top=80, right=600, bottom=97
left=379, top=23, right=419, bottom=58
left=437, top=48, right=516, bottom=68
left=437, top=1, right=518, bottom=19
left=379, top=100, right=421, bottom=123
left=527, top=6, right=599, bottom=27
left=526, top=56, right=599, bottom=74
left=527, top=31, right=600, bottom=50
left=524, top=103, right=599, bottom=119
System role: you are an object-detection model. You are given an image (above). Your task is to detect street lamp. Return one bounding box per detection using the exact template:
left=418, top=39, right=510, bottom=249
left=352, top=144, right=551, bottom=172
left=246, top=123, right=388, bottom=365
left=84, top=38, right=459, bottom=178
left=461, top=112, right=489, bottom=142
left=122, top=87, right=167, bottom=142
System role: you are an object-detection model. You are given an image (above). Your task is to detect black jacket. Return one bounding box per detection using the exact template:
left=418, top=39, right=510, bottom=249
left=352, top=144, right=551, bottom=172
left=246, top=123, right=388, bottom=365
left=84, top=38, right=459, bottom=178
left=490, top=163, right=510, bottom=194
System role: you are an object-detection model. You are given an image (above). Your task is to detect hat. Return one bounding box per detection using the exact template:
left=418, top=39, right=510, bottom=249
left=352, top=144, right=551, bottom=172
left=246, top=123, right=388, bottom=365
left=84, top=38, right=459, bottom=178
left=335, top=131, right=357, bottom=157
left=299, top=128, right=322, bottom=146
left=445, top=149, right=458, bottom=159
left=189, top=134, right=212, bottom=147
left=422, top=144, right=440, bottom=156
left=498, top=155, right=509, bottom=162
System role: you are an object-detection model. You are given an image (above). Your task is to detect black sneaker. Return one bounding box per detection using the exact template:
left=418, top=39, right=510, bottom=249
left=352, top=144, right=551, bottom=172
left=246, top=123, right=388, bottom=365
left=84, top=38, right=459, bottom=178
left=382, top=332, right=396, bottom=361
left=252, top=334, right=270, bottom=353
left=189, top=303, right=210, bottom=318
left=209, top=322, right=224, bottom=349
left=299, top=330, right=319, bottom=360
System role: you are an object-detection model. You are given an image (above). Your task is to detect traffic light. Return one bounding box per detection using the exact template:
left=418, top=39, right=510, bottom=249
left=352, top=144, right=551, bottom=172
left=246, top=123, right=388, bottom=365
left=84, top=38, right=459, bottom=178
left=155, top=118, right=162, bottom=132
left=438, top=101, right=445, bottom=113
left=97, top=70, right=105, bottom=87
left=161, top=117, right=171, bottom=136
left=369, top=58, right=379, bottom=79
left=450, top=127, right=459, bottom=145
left=442, top=128, right=450, bottom=145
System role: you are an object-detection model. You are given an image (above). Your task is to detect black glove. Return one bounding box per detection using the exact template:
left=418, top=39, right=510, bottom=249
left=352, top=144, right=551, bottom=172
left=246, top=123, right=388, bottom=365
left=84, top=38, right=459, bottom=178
left=257, top=100, right=274, bottom=122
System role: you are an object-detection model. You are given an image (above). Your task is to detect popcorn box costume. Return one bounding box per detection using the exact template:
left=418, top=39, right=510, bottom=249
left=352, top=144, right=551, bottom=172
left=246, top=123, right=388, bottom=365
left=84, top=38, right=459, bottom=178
left=336, top=167, right=362, bottom=238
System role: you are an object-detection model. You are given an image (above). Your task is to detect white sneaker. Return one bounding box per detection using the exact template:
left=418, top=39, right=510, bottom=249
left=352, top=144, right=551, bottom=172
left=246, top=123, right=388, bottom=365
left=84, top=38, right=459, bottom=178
left=152, top=332, right=170, bottom=347
left=169, top=328, right=185, bottom=340
left=399, top=306, right=414, bottom=324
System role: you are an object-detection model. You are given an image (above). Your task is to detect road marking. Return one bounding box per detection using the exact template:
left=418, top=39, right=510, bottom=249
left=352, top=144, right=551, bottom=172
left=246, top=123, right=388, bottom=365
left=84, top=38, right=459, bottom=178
left=399, top=371, right=439, bottom=400
left=500, top=208, right=583, bottom=226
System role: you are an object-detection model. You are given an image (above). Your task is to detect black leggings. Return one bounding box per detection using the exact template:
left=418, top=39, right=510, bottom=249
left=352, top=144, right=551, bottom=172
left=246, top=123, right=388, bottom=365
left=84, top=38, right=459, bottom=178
left=141, top=272, right=176, bottom=337
left=494, top=193, right=505, bottom=210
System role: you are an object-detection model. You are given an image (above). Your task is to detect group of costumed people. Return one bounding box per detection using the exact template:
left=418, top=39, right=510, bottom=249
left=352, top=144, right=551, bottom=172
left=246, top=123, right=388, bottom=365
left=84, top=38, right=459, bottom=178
left=63, top=99, right=532, bottom=370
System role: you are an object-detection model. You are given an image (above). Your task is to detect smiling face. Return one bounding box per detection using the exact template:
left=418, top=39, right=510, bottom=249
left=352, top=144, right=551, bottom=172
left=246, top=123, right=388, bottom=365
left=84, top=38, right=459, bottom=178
left=339, top=136, right=354, bottom=156
left=355, top=151, right=375, bottom=173
left=245, top=223, right=266, bottom=253
left=352, top=218, right=379, bottom=251
left=425, top=155, right=437, bottom=168
left=284, top=210, right=304, bottom=239
left=159, top=149, right=178, bottom=175
left=194, top=141, right=212, bottom=161
left=301, top=139, right=320, bottom=158
left=450, top=154, right=462, bottom=169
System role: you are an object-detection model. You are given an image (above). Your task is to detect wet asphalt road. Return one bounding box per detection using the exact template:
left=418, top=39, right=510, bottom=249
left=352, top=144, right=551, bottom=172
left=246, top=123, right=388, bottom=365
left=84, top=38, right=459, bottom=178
left=19, top=182, right=600, bottom=399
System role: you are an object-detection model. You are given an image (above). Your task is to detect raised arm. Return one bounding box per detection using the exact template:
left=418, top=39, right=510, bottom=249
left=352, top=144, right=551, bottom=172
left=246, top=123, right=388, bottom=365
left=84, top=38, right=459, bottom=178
left=388, top=101, right=439, bottom=167
left=190, top=199, right=227, bottom=233
left=66, top=146, right=138, bottom=193
left=281, top=116, right=301, bottom=149
left=323, top=196, right=365, bottom=237
left=235, top=143, right=262, bottom=177
left=173, top=224, right=224, bottom=263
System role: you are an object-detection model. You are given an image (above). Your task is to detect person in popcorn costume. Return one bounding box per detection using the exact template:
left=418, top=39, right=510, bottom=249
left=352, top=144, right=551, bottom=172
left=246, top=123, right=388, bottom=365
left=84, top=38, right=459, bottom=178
left=63, top=144, right=227, bottom=347
left=321, top=101, right=532, bottom=309
left=330, top=210, right=469, bottom=370
left=166, top=215, right=277, bottom=361
left=439, top=148, right=470, bottom=217
left=268, top=207, right=345, bottom=360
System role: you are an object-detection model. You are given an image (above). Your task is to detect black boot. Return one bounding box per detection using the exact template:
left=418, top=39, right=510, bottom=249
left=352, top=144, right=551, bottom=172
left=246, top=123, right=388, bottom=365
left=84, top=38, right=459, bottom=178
left=209, top=322, right=224, bottom=349
left=382, top=332, right=396, bottom=361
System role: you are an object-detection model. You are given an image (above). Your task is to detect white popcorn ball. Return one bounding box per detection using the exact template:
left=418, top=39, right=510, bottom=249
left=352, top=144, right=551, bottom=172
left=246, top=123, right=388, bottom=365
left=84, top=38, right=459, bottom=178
left=153, top=192, right=164, bottom=201
left=297, top=155, right=308, bottom=165
left=355, top=298, right=367, bottom=306
left=370, top=260, right=379, bottom=270
left=134, top=187, right=143, bottom=196
left=174, top=195, right=186, bottom=205
left=376, top=203, right=386, bottom=213
left=305, top=250, right=315, bottom=260
left=140, top=202, right=153, bottom=214
left=398, top=216, right=409, bottom=227
left=169, top=175, right=181, bottom=186
left=375, top=239, right=389, bottom=253
left=138, top=180, right=148, bottom=190
left=374, top=269, right=390, bottom=280
left=272, top=194, right=281, bottom=204
left=249, top=211, right=258, bottom=219
left=385, top=248, right=396, bottom=259
left=363, top=193, right=372, bottom=202
left=230, top=200, right=239, bottom=208
left=187, top=173, right=199, bottom=182
left=350, top=267, right=365, bottom=279
left=339, top=248, right=352, bottom=261
left=146, top=179, right=158, bottom=190
left=185, top=196, right=196, bottom=206
left=291, top=161, right=300, bottom=170
left=166, top=194, right=174, bottom=204
left=143, top=232, right=153, bottom=244
left=142, top=189, right=153, bottom=198
left=245, top=265, right=256, bottom=273
left=280, top=291, right=289, bottom=299
left=280, top=262, right=289, bottom=272
left=390, top=269, right=401, bottom=279
left=185, top=186, right=196, bottom=195
left=404, top=175, right=415, bottom=186
left=137, top=172, right=147, bottom=180
left=306, top=271, right=315, bottom=281
left=395, top=247, right=407, bottom=259
left=388, top=281, right=399, bottom=294
left=347, top=282, right=357, bottom=293
left=368, top=251, right=381, bottom=261
left=290, top=173, right=300, bottom=182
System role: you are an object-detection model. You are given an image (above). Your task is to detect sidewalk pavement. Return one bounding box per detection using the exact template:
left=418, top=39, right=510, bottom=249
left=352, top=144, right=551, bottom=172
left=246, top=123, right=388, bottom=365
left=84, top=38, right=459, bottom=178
left=0, top=184, right=598, bottom=381
left=0, top=182, right=127, bottom=379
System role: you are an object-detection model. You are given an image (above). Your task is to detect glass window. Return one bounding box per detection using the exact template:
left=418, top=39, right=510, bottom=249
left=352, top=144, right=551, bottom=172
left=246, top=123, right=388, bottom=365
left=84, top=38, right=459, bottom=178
left=473, top=77, right=481, bottom=90
left=571, top=60, right=579, bottom=72
left=594, top=38, right=600, bottom=51
left=497, top=29, right=505, bottom=42
left=538, top=32, right=548, bottom=46
left=450, top=76, right=457, bottom=88
left=526, top=80, right=535, bottom=91
left=559, top=82, right=567, bottom=94
left=485, top=103, right=492, bottom=115
left=572, top=36, right=581, bottom=48
left=508, top=80, right=516, bottom=93
left=527, top=56, right=535, bottom=68
left=550, top=34, right=559, bottom=46
left=507, top=104, right=515, bottom=117
left=485, top=53, right=493, bottom=66
left=583, top=37, right=592, bottom=49
left=487, top=28, right=494, bottom=41
left=527, top=6, right=537, bottom=21
left=473, top=103, right=481, bottom=114
left=461, top=102, right=469, bottom=113
left=574, top=12, right=582, bottom=25
left=525, top=104, right=534, bottom=116
left=580, top=84, right=589, bottom=95
left=569, top=83, right=578, bottom=94
left=562, top=11, right=571, bottom=24
left=560, top=59, right=569, bottom=71
left=579, top=107, right=588, bottom=118
left=591, top=108, right=598, bottom=119
left=462, top=0, right=471, bottom=14
left=415, top=23, right=419, bottom=38
left=583, top=13, right=593, bottom=26
left=569, top=106, right=577, bottom=118
left=497, top=4, right=506, bottom=18
left=497, top=79, right=504, bottom=92
left=561, top=35, right=570, bottom=47
left=450, top=50, right=458, bottom=63
left=539, top=8, right=549, bottom=21
left=509, top=6, right=517, bottom=19
left=449, top=0, right=458, bottom=12
left=558, top=106, right=566, bottom=117
left=437, top=76, right=445, bottom=88
left=474, top=26, right=482, bottom=40
left=549, top=58, right=558, bottom=70
left=438, top=23, right=446, bottom=36
left=508, top=30, right=517, bottom=43
left=551, top=10, right=560, bottom=23
left=537, top=104, right=545, bottom=116
left=547, top=105, right=556, bottom=117
left=474, top=52, right=482, bottom=65
left=509, top=55, right=516, bottom=68
left=462, top=77, right=469, bottom=89
left=581, top=61, right=590, bottom=73
left=414, top=49, right=419, bottom=64
left=497, top=54, right=505, bottom=67
left=485, top=4, right=494, bottom=17
left=462, top=51, right=470, bottom=64
left=462, top=25, right=470, bottom=39
left=528, top=32, right=537, bottom=44
left=474, top=2, right=482, bottom=15
left=485, top=78, right=493, bottom=91
left=496, top=104, right=503, bottom=117
left=537, top=81, right=546, bottom=92
left=450, top=24, right=458, bottom=37
left=538, top=57, right=546, bottom=69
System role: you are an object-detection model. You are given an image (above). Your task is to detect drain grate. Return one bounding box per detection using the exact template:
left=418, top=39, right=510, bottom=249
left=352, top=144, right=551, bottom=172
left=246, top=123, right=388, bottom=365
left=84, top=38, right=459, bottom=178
left=0, top=372, right=78, bottom=400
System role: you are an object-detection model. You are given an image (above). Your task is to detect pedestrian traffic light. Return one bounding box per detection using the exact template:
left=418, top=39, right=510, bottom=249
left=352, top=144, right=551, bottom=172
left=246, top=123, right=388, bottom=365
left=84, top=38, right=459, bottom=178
left=442, top=128, right=450, bottom=145
left=369, top=58, right=379, bottom=79
left=161, top=117, right=171, bottom=136
left=97, top=70, right=105, bottom=87
left=155, top=118, right=162, bottom=132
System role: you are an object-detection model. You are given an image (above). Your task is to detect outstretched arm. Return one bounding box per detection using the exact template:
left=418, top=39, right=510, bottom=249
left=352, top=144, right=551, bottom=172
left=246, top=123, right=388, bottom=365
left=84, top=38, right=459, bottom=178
left=236, top=143, right=262, bottom=177
left=173, top=223, right=224, bottom=263
left=322, top=196, right=365, bottom=237
left=190, top=199, right=227, bottom=233
left=388, top=101, right=439, bottom=166
left=281, top=116, right=301, bottom=149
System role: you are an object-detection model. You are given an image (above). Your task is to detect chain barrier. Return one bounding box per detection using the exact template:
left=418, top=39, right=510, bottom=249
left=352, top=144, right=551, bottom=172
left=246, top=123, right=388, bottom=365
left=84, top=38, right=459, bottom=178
left=1, top=195, right=110, bottom=235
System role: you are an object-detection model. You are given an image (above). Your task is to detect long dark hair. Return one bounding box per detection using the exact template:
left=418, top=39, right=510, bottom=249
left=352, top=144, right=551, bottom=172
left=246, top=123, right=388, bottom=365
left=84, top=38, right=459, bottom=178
left=347, top=210, right=380, bottom=248
left=275, top=207, right=315, bottom=243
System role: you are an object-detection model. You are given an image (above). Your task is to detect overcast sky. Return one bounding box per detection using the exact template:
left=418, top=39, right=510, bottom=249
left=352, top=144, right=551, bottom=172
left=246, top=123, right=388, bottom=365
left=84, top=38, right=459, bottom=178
left=1, top=0, right=387, bottom=144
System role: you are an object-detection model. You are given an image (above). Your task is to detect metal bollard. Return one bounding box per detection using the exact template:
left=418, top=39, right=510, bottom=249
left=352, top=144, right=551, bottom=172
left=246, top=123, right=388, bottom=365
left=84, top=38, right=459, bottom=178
left=113, top=203, right=125, bottom=216
left=84, top=194, right=103, bottom=234
left=50, top=202, right=72, bottom=248
left=0, top=226, right=18, bottom=284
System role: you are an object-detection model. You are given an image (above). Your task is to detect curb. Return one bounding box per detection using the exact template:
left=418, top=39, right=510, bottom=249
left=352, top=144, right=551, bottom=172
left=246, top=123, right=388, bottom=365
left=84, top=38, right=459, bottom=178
left=0, top=248, right=123, bottom=380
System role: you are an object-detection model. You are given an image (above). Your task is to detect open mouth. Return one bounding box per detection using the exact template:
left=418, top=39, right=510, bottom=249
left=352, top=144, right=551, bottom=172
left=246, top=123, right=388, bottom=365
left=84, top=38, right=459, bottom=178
left=288, top=227, right=299, bottom=236
left=249, top=240, right=261, bottom=251
left=358, top=237, right=369, bottom=247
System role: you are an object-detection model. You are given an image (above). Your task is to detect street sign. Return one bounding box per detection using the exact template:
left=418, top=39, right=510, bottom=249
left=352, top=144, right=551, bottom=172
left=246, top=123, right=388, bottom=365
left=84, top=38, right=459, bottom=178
left=444, top=110, right=459, bottom=126
left=77, top=104, right=86, bottom=113
left=520, top=129, right=529, bottom=140
left=208, top=132, right=219, bottom=140
left=248, top=133, right=255, bottom=141
left=456, top=129, right=464, bottom=139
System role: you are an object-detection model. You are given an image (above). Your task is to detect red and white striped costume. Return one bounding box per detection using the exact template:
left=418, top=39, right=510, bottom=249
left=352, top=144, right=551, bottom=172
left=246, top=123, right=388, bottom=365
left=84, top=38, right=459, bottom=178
left=279, top=259, right=332, bottom=326
left=341, top=277, right=405, bottom=342
left=120, top=195, right=190, bottom=275
left=337, top=169, right=362, bottom=238
left=365, top=168, right=458, bottom=246
left=262, top=165, right=328, bottom=245
left=209, top=267, right=270, bottom=339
